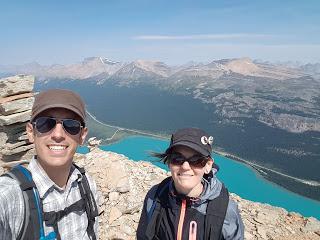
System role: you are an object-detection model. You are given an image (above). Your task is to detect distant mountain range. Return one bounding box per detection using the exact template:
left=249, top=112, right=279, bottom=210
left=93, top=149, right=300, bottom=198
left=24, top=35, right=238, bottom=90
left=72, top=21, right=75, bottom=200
left=2, top=56, right=319, bottom=80
left=1, top=57, right=319, bottom=134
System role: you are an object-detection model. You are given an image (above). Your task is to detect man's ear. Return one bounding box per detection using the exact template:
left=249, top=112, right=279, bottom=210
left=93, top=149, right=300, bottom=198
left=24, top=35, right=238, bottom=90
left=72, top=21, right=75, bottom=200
left=205, top=157, right=214, bottom=174
left=26, top=122, right=35, bottom=143
left=80, top=127, right=88, bottom=145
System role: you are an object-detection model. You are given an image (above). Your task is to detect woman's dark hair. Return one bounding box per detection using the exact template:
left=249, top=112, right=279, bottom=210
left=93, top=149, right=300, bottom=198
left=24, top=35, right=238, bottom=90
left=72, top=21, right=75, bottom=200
left=150, top=151, right=170, bottom=164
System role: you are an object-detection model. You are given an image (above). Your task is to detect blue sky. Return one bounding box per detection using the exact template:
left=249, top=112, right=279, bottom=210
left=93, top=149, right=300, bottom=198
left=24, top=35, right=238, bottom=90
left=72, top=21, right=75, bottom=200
left=1, top=0, right=320, bottom=65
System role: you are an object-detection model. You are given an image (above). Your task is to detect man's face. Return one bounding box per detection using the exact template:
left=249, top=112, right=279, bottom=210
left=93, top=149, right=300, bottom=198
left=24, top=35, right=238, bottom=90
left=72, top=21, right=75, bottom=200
left=26, top=107, right=88, bottom=170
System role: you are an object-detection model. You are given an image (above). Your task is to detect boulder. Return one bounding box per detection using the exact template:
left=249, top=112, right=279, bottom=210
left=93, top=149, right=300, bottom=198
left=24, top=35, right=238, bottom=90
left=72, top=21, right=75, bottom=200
left=0, top=75, right=34, bottom=98
left=109, top=207, right=122, bottom=224
left=1, top=148, right=34, bottom=162
left=1, top=143, right=34, bottom=155
left=0, top=110, right=32, bottom=126
left=0, top=95, right=34, bottom=115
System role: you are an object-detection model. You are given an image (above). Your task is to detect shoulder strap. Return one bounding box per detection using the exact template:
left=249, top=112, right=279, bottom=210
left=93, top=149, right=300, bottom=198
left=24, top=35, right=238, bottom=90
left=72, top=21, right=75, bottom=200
left=43, top=199, right=85, bottom=240
left=204, top=184, right=229, bottom=240
left=2, top=165, right=45, bottom=240
left=73, top=163, right=99, bottom=240
left=42, top=164, right=98, bottom=240
left=145, top=176, right=171, bottom=240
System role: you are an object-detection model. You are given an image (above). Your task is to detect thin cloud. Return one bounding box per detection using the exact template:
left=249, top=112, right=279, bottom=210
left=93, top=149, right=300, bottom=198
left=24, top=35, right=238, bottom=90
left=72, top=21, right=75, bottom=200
left=133, top=33, right=273, bottom=40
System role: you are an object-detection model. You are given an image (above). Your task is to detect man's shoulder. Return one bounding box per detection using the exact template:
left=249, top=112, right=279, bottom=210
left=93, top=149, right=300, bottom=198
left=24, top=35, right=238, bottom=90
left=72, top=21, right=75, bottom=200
left=84, top=171, right=98, bottom=191
left=0, top=173, right=21, bottom=187
left=0, top=174, right=23, bottom=201
left=72, top=165, right=98, bottom=196
left=72, top=164, right=96, bottom=183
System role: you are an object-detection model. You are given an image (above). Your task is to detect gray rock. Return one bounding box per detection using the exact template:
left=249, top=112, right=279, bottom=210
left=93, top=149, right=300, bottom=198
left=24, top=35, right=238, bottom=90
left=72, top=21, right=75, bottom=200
left=109, top=192, right=120, bottom=202
left=0, top=124, right=28, bottom=147
left=109, top=207, right=122, bottom=224
left=1, top=149, right=34, bottom=162
left=120, top=224, right=135, bottom=236
left=0, top=75, right=34, bottom=98
left=0, top=143, right=34, bottom=155
left=0, top=96, right=34, bottom=115
left=303, top=217, right=320, bottom=232
left=0, top=139, right=30, bottom=152
left=0, top=123, right=27, bottom=137
left=0, top=132, right=8, bottom=147
left=116, top=178, right=130, bottom=193
left=0, top=110, right=31, bottom=126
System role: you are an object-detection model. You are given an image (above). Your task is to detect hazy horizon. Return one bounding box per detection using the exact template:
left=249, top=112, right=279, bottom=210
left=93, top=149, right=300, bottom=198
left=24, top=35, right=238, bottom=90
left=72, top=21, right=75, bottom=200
left=1, top=56, right=319, bottom=67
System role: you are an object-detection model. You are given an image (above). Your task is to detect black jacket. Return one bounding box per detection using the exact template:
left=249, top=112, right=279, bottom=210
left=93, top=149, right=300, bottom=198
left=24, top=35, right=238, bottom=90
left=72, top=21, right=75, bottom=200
left=137, top=170, right=244, bottom=240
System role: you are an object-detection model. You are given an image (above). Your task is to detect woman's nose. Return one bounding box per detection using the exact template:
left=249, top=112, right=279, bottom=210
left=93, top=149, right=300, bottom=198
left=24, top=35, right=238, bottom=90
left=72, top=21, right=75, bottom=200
left=181, top=160, right=191, bottom=169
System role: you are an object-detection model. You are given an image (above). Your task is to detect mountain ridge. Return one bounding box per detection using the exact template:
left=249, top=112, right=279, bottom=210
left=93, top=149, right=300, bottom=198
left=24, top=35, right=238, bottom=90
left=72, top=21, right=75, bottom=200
left=1, top=56, right=315, bottom=80
left=1, top=57, right=319, bottom=134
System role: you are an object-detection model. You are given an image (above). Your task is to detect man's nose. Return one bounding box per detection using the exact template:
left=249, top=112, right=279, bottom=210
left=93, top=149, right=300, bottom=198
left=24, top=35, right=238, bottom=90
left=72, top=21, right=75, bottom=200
left=51, top=122, right=65, bottom=141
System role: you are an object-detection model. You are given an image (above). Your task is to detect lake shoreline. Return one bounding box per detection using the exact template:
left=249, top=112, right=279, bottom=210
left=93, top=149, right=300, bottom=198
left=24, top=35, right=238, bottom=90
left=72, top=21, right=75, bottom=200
left=86, top=111, right=320, bottom=202
left=81, top=135, right=320, bottom=219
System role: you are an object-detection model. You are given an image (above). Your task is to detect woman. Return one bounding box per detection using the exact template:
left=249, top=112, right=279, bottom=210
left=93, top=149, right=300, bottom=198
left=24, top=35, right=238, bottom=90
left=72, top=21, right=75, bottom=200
left=137, top=128, right=244, bottom=240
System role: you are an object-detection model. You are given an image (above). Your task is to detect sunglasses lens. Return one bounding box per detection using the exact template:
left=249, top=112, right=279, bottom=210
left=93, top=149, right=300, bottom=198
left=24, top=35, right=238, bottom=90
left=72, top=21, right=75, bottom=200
left=168, top=153, right=185, bottom=165
left=188, top=155, right=208, bottom=168
left=63, top=119, right=82, bottom=135
left=168, top=153, right=208, bottom=168
left=34, top=117, right=56, bottom=133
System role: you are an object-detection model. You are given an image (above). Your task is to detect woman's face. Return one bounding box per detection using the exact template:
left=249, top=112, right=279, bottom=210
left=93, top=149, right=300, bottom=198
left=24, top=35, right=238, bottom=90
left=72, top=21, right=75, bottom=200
left=169, top=145, right=213, bottom=197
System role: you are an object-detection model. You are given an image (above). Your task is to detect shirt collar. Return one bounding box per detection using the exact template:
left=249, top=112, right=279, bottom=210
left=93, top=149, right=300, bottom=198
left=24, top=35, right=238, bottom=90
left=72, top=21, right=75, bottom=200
left=28, top=156, right=80, bottom=198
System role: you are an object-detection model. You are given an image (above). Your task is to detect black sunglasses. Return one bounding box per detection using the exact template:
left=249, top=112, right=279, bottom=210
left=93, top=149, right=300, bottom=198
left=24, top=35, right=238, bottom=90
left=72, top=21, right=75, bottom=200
left=32, top=117, right=83, bottom=135
left=166, top=152, right=209, bottom=168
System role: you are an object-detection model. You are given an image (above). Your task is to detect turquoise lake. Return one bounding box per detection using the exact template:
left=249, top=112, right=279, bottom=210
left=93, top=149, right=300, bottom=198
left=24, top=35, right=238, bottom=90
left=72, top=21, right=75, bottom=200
left=78, top=135, right=320, bottom=220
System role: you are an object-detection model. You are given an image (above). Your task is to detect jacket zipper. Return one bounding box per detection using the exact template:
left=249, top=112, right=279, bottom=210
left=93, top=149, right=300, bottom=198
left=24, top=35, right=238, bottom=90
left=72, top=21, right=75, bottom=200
left=177, top=199, right=187, bottom=240
left=189, top=221, right=197, bottom=240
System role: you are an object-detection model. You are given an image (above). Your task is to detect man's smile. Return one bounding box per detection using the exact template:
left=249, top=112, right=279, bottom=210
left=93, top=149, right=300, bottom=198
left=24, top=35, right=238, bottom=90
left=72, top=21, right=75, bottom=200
left=48, top=145, right=68, bottom=151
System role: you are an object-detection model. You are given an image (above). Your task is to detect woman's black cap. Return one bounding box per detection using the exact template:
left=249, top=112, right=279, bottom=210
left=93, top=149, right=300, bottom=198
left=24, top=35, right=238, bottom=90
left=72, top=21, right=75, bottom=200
left=166, top=128, right=213, bottom=157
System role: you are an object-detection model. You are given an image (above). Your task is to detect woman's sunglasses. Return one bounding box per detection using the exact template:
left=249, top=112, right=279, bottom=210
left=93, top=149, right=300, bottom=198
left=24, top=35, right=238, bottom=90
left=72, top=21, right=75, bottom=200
left=32, top=117, right=83, bottom=135
left=166, top=152, right=209, bottom=168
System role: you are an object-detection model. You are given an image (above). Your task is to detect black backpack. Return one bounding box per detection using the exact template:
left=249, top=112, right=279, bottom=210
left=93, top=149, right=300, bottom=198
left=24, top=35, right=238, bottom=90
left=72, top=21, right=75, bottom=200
left=145, top=177, right=229, bottom=240
left=2, top=164, right=99, bottom=240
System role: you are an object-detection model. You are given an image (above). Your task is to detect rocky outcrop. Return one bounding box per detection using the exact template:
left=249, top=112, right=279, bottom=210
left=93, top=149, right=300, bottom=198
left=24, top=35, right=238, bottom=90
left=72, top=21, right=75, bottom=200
left=74, top=148, right=168, bottom=240
left=74, top=148, right=320, bottom=240
left=0, top=75, right=34, bottom=97
left=87, top=137, right=102, bottom=151
left=0, top=75, right=35, bottom=164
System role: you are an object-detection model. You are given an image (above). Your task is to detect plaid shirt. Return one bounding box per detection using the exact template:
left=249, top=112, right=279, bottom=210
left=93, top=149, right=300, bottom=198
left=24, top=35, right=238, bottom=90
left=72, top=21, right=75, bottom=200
left=0, top=157, right=99, bottom=240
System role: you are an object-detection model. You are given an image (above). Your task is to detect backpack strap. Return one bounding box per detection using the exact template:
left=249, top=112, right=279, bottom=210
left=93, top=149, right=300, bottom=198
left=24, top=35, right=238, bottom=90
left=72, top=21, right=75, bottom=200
left=2, top=165, right=46, bottom=240
left=73, top=163, right=99, bottom=240
left=204, top=184, right=229, bottom=240
left=41, top=164, right=98, bottom=240
left=43, top=199, right=85, bottom=240
left=145, top=177, right=171, bottom=240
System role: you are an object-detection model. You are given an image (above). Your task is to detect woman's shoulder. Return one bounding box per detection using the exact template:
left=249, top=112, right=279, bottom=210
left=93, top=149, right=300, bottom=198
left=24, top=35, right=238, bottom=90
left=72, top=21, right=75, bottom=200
left=226, top=198, right=241, bottom=216
left=146, top=177, right=172, bottom=198
left=144, top=177, right=172, bottom=211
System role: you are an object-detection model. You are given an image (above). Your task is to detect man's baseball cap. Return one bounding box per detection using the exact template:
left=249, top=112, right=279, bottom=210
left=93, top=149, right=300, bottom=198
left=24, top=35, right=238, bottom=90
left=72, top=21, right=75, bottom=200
left=31, top=89, right=86, bottom=124
left=166, top=128, right=214, bottom=157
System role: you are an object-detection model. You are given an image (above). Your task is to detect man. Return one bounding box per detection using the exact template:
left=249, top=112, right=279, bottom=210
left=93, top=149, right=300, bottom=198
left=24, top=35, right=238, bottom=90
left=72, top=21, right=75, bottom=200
left=0, top=89, right=99, bottom=240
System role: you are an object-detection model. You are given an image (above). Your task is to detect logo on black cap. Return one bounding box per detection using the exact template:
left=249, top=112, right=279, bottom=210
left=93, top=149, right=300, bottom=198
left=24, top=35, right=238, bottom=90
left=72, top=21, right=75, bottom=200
left=200, top=136, right=213, bottom=146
